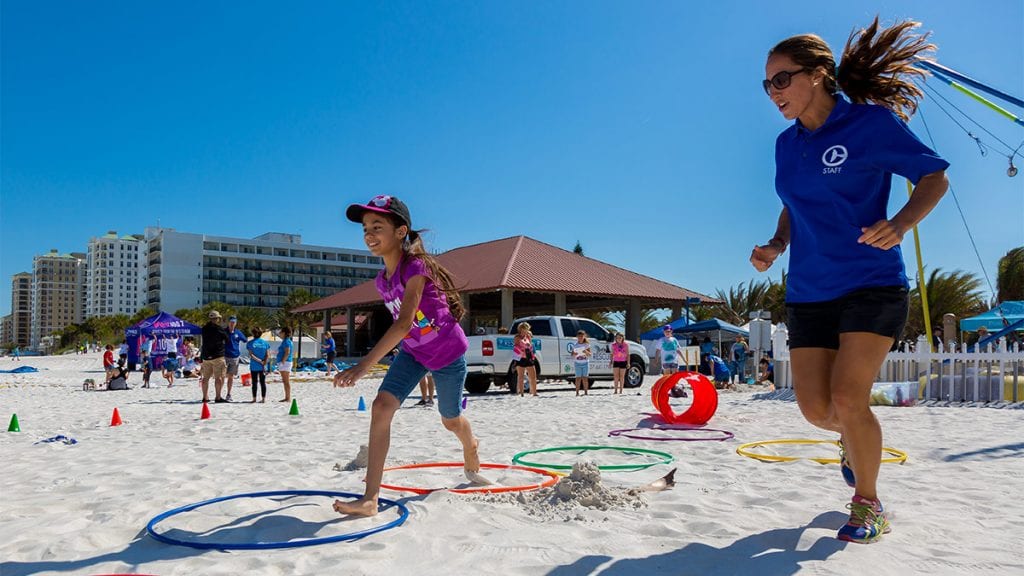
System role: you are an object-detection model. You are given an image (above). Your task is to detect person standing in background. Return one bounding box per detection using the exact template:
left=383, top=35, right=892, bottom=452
left=223, top=316, right=248, bottom=402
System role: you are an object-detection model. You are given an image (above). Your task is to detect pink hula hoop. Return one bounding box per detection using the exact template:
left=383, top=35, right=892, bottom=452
left=608, top=425, right=734, bottom=442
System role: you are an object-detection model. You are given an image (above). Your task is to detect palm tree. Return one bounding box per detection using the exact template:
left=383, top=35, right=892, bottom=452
left=997, top=246, right=1024, bottom=302
left=712, top=279, right=775, bottom=325
left=279, top=289, right=320, bottom=360
left=233, top=306, right=275, bottom=335
left=906, top=268, right=987, bottom=338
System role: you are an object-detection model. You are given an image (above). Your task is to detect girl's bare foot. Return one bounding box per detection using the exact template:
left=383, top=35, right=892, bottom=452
left=463, top=437, right=481, bottom=473
left=333, top=497, right=378, bottom=517
left=260, top=398, right=266, bottom=403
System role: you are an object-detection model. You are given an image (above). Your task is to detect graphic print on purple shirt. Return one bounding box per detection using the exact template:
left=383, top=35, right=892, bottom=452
left=376, top=255, right=469, bottom=371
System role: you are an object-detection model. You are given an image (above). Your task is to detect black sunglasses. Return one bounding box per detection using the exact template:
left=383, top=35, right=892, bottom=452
left=763, top=68, right=808, bottom=95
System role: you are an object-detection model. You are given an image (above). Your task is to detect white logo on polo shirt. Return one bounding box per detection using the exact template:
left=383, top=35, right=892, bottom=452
left=822, top=145, right=848, bottom=167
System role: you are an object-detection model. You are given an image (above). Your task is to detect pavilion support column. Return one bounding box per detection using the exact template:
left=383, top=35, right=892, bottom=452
left=460, top=293, right=472, bottom=334
left=501, top=289, right=514, bottom=330
left=671, top=303, right=682, bottom=322
left=346, top=307, right=355, bottom=356
left=323, top=309, right=332, bottom=333
left=626, top=299, right=641, bottom=342
left=554, top=293, right=566, bottom=316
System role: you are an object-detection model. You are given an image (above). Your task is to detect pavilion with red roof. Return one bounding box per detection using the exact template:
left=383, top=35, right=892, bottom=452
left=294, top=235, right=716, bottom=355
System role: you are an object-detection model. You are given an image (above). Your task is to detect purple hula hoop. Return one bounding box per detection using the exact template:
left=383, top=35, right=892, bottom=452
left=608, top=426, right=734, bottom=442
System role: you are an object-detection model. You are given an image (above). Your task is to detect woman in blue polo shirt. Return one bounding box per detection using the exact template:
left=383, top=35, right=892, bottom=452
left=751, top=18, right=948, bottom=544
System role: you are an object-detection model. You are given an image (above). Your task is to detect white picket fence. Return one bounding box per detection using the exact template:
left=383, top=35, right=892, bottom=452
left=773, top=332, right=1024, bottom=404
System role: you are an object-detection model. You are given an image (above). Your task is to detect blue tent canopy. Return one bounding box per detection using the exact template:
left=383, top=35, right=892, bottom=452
left=125, top=312, right=202, bottom=366
left=959, top=301, right=1024, bottom=332
left=125, top=312, right=202, bottom=338
left=640, top=318, right=749, bottom=341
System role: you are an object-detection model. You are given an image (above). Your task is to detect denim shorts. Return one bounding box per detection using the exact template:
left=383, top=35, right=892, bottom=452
left=379, top=351, right=466, bottom=419
left=574, top=363, right=590, bottom=377
left=787, top=285, right=909, bottom=350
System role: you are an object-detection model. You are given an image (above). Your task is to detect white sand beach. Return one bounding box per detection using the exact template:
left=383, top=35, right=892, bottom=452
left=2, top=352, right=1022, bottom=576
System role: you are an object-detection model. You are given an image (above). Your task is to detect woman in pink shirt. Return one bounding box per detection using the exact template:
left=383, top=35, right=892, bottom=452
left=513, top=323, right=538, bottom=397
left=609, top=333, right=629, bottom=394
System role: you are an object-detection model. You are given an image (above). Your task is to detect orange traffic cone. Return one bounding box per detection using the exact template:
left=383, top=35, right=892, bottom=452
left=200, top=402, right=211, bottom=420
left=110, top=408, right=123, bottom=427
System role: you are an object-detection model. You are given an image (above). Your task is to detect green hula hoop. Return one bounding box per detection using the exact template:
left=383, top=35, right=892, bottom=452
left=511, top=445, right=675, bottom=472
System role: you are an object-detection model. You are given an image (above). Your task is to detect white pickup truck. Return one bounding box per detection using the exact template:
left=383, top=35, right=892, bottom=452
left=462, top=315, right=649, bottom=394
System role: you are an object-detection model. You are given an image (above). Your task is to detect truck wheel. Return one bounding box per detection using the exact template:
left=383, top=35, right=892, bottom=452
left=625, top=358, right=645, bottom=388
left=464, top=376, right=492, bottom=395
left=507, top=364, right=519, bottom=394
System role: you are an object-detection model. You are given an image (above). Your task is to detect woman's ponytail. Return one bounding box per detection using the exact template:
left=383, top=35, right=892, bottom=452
left=837, top=16, right=935, bottom=121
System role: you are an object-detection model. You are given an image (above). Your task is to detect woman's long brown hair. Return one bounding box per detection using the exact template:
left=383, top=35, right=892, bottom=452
left=770, top=16, right=935, bottom=121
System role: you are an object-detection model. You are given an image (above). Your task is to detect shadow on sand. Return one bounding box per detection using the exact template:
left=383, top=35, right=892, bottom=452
left=943, top=441, right=1024, bottom=462
left=547, top=511, right=848, bottom=576
left=0, top=494, right=420, bottom=576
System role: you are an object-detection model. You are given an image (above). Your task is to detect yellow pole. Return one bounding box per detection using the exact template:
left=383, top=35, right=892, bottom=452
left=907, top=179, right=934, bottom=350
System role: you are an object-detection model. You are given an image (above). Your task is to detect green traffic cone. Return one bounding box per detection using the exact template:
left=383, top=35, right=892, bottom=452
left=8, top=413, right=20, bottom=432
left=289, top=399, right=299, bottom=416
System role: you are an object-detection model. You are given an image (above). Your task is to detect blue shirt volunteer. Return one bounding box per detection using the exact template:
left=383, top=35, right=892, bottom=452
left=225, top=329, right=247, bottom=358
left=775, top=96, right=949, bottom=303
left=246, top=338, right=270, bottom=372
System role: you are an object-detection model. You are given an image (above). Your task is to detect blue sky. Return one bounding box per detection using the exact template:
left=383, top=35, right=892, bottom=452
left=2, top=1, right=1022, bottom=317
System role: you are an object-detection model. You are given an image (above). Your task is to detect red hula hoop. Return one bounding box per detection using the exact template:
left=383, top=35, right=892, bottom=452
left=379, top=462, right=560, bottom=495
left=650, top=372, right=718, bottom=426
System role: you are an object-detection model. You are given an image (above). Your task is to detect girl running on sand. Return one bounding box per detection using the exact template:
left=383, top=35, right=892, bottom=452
left=332, top=195, right=484, bottom=517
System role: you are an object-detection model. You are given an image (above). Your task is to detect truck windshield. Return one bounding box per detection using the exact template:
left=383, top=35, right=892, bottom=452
left=577, top=319, right=610, bottom=341
left=512, top=319, right=553, bottom=336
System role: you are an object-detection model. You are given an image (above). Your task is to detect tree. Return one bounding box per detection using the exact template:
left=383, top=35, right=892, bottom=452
left=573, top=241, right=584, bottom=255
left=711, top=279, right=775, bottom=325
left=997, top=246, right=1024, bottom=302
left=906, top=268, right=987, bottom=338
left=277, top=289, right=321, bottom=360
left=129, top=306, right=157, bottom=325
left=234, top=306, right=275, bottom=335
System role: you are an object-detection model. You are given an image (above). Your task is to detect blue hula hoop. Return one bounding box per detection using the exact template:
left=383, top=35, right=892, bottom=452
left=146, top=490, right=409, bottom=550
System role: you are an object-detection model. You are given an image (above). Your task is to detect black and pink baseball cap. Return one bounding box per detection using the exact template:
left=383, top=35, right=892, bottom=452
left=345, top=195, right=412, bottom=228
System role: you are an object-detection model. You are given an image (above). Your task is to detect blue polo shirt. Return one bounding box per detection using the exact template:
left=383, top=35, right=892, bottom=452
left=775, top=96, right=949, bottom=303
left=225, top=329, right=247, bottom=358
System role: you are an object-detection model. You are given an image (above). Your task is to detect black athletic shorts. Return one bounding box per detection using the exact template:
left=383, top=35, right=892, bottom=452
left=612, top=361, right=628, bottom=369
left=326, top=351, right=336, bottom=363
left=786, top=285, right=909, bottom=350
left=515, top=358, right=534, bottom=368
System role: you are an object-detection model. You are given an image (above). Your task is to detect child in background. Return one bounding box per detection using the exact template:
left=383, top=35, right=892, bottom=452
left=276, top=327, right=293, bottom=402
left=655, top=325, right=682, bottom=375
left=332, top=195, right=484, bottom=517
left=162, top=352, right=179, bottom=387
left=322, top=331, right=338, bottom=378
left=415, top=374, right=436, bottom=406
left=103, top=344, right=116, bottom=385
left=512, top=322, right=538, bottom=397
left=246, top=328, right=270, bottom=403
left=572, top=330, right=591, bottom=396
left=610, top=332, right=629, bottom=394
left=757, top=356, right=775, bottom=391
left=705, top=353, right=732, bottom=390
left=181, top=354, right=198, bottom=378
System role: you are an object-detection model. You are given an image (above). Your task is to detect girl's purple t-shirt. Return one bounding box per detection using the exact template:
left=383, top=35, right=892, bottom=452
left=375, top=255, right=468, bottom=371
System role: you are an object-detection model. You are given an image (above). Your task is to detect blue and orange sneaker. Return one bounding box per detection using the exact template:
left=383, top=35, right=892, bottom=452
left=837, top=495, right=891, bottom=543
left=838, top=438, right=856, bottom=488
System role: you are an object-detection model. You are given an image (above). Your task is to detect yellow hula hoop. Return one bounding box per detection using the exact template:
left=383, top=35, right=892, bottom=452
left=735, top=439, right=908, bottom=465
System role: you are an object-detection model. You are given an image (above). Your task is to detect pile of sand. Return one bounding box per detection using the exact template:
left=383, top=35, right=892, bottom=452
left=334, top=444, right=369, bottom=471
left=485, top=461, right=647, bottom=520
